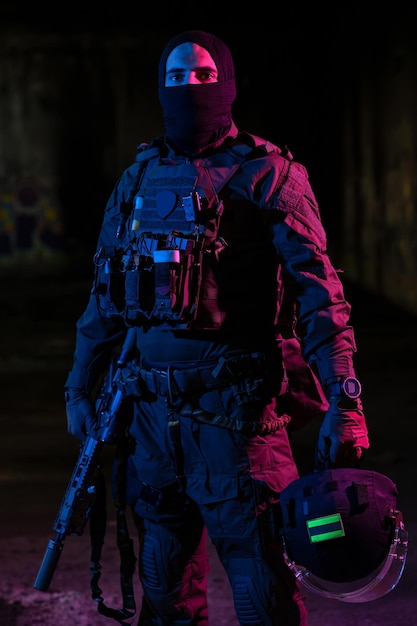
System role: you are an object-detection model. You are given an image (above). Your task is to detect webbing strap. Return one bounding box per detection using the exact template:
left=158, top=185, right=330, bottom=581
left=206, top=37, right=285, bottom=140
left=89, top=462, right=137, bottom=623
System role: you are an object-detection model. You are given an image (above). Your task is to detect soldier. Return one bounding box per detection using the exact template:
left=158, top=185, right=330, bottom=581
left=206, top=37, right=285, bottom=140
left=65, top=30, right=369, bottom=626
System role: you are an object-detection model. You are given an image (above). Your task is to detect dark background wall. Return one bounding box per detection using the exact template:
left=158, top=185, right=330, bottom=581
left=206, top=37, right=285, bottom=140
left=0, top=3, right=416, bottom=313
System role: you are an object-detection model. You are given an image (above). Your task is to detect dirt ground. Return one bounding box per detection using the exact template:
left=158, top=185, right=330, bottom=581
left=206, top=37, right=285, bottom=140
left=1, top=272, right=416, bottom=626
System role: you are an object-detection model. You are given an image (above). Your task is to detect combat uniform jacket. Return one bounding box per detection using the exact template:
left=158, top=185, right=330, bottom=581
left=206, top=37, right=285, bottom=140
left=66, top=130, right=356, bottom=416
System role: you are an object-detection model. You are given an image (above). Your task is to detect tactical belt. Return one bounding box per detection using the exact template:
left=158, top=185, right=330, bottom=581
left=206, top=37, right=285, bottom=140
left=138, top=351, right=270, bottom=399
left=138, top=362, right=222, bottom=398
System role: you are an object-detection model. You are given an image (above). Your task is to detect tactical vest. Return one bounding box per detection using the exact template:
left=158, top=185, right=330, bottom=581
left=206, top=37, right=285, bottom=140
left=95, top=135, right=278, bottom=329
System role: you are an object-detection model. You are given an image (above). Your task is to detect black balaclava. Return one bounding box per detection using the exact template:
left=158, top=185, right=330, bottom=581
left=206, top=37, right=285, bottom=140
left=158, top=30, right=236, bottom=156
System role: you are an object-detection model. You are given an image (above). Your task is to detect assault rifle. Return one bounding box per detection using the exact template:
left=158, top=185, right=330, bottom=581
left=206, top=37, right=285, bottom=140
left=34, top=327, right=137, bottom=619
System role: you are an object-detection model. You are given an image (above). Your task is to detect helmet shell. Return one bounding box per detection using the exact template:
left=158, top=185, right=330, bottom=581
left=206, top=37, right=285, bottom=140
left=280, top=468, right=399, bottom=582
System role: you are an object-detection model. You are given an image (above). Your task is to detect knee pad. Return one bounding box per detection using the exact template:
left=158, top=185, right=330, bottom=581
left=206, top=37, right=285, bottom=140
left=139, top=524, right=209, bottom=625
left=232, top=573, right=273, bottom=626
left=139, top=524, right=208, bottom=593
left=140, top=529, right=169, bottom=594
left=227, top=557, right=305, bottom=626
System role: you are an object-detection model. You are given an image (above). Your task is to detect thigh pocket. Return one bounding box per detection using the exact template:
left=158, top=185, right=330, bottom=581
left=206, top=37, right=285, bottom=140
left=186, top=473, right=249, bottom=537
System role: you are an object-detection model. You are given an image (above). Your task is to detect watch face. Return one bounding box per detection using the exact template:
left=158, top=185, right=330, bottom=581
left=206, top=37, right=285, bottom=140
left=341, top=377, right=362, bottom=398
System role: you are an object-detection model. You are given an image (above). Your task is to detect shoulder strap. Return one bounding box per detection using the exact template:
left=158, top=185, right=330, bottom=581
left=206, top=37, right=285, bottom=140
left=134, top=140, right=164, bottom=166
left=116, top=142, right=164, bottom=237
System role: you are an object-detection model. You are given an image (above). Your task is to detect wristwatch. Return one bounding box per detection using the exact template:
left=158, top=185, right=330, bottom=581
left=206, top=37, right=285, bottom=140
left=327, top=376, right=362, bottom=399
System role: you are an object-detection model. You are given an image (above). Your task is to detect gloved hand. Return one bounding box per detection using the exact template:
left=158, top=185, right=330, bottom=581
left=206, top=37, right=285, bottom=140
left=316, top=396, right=370, bottom=469
left=65, top=388, right=98, bottom=441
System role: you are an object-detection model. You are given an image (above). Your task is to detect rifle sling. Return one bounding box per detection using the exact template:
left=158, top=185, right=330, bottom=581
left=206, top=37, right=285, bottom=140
left=89, top=461, right=137, bottom=622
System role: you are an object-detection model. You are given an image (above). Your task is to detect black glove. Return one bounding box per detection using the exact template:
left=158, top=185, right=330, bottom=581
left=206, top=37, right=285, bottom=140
left=316, top=396, right=370, bottom=469
left=65, top=388, right=98, bottom=441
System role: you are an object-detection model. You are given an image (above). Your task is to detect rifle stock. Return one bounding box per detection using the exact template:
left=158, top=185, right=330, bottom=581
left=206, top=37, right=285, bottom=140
left=34, top=328, right=136, bottom=592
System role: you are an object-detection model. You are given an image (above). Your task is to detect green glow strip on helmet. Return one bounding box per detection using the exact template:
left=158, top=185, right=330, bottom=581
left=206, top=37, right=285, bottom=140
left=306, top=513, right=345, bottom=543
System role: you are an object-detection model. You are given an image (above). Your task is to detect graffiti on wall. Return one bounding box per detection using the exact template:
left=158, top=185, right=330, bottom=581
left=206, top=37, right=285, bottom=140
left=0, top=177, right=66, bottom=269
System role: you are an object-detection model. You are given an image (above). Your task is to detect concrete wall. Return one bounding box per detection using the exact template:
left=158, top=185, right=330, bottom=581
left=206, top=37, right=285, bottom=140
left=339, top=17, right=417, bottom=314
left=1, top=12, right=416, bottom=314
